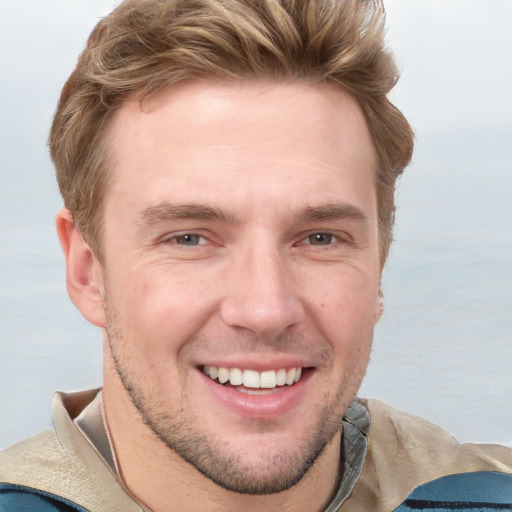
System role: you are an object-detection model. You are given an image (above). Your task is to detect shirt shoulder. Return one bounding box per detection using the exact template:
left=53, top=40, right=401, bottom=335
left=395, top=471, right=512, bottom=511
left=0, top=391, right=142, bottom=512
left=340, top=398, right=512, bottom=512
left=0, top=429, right=89, bottom=511
left=0, top=482, right=89, bottom=512
left=0, top=429, right=64, bottom=485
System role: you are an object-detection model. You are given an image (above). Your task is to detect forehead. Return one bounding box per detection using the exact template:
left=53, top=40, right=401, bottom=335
left=104, top=80, right=377, bottom=215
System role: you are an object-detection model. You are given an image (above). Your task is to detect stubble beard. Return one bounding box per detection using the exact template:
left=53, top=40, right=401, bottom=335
left=103, top=298, right=369, bottom=496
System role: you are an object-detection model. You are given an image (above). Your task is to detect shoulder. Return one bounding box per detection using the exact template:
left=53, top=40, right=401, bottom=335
left=340, top=398, right=512, bottom=511
left=0, top=429, right=66, bottom=485
left=0, top=430, right=88, bottom=511
left=0, top=391, right=142, bottom=512
left=0, top=483, right=89, bottom=511
left=363, top=398, right=511, bottom=472
left=395, top=471, right=512, bottom=511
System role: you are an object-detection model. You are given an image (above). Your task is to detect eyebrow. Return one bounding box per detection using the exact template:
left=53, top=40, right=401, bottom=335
left=295, top=203, right=368, bottom=224
left=139, top=201, right=368, bottom=226
left=139, top=202, right=237, bottom=225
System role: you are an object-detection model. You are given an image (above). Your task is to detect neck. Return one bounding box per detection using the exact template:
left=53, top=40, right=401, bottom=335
left=102, top=359, right=342, bottom=512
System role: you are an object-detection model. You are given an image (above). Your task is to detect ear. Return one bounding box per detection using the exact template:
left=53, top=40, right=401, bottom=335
left=374, top=287, right=384, bottom=325
left=56, top=208, right=106, bottom=328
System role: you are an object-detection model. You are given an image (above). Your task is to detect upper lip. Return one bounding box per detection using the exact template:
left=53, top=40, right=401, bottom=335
left=197, top=356, right=312, bottom=372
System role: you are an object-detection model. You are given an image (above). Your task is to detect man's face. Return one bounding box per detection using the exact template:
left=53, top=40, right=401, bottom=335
left=98, top=81, right=382, bottom=494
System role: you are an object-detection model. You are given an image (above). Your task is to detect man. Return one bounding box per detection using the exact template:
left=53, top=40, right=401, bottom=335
left=0, top=0, right=510, bottom=511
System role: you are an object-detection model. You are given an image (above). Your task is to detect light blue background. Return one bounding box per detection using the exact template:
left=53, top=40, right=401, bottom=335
left=1, top=0, right=511, bottom=449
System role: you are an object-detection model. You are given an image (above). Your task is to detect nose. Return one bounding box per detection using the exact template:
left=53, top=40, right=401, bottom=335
left=220, top=244, right=305, bottom=338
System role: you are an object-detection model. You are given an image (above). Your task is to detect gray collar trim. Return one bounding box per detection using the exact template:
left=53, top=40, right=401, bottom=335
left=324, top=399, right=370, bottom=511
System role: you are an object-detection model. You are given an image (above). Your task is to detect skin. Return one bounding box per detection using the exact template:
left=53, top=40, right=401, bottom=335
left=57, top=80, right=383, bottom=512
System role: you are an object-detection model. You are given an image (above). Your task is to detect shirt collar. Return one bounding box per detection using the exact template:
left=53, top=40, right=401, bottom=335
left=74, top=389, right=370, bottom=511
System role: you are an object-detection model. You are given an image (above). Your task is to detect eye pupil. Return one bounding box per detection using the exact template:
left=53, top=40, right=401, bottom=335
left=309, top=233, right=332, bottom=245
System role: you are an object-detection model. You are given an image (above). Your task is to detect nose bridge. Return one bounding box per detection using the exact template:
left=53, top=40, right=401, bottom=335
left=220, top=237, right=303, bottom=336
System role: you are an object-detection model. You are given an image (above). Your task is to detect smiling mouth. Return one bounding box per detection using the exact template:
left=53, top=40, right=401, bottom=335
left=201, top=365, right=306, bottom=394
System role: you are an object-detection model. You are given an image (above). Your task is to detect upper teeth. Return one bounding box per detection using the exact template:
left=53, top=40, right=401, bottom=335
left=202, top=366, right=302, bottom=389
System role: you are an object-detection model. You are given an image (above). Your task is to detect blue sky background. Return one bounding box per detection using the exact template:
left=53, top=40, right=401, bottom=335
left=1, top=0, right=511, bottom=449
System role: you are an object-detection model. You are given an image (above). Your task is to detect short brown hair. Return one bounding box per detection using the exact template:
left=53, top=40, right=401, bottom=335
left=50, top=0, right=413, bottom=261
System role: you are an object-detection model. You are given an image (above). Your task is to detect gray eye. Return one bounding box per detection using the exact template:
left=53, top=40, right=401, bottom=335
left=173, top=234, right=202, bottom=246
left=308, top=233, right=333, bottom=245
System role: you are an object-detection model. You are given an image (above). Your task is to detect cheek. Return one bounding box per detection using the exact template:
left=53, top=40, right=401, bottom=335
left=106, top=264, right=220, bottom=354
left=312, top=267, right=380, bottom=322
left=308, top=270, right=379, bottom=356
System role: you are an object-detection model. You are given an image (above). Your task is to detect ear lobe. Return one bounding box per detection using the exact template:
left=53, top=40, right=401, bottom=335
left=56, top=208, right=106, bottom=328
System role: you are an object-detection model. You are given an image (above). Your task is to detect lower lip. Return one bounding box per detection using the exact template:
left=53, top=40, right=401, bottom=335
left=198, top=369, right=312, bottom=420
